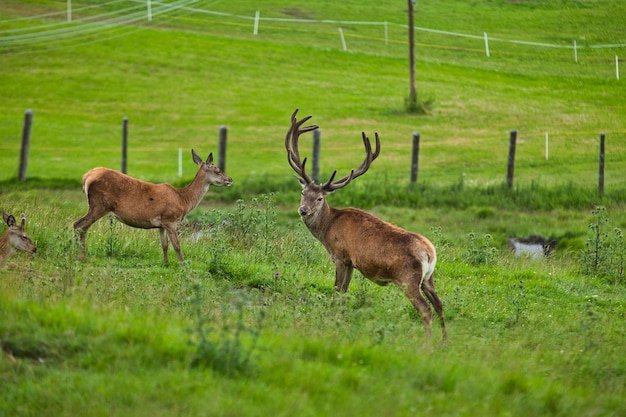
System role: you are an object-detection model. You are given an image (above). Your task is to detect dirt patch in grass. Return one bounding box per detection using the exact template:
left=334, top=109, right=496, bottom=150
left=282, top=7, right=314, bottom=20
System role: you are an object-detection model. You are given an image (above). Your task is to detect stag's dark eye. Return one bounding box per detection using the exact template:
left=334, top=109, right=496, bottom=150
left=317, top=197, right=323, bottom=202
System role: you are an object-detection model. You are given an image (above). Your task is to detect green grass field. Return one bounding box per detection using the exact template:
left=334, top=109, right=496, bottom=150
left=1, top=1, right=626, bottom=416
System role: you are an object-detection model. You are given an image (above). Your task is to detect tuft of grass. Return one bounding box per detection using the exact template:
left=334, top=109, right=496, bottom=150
left=463, top=232, right=499, bottom=266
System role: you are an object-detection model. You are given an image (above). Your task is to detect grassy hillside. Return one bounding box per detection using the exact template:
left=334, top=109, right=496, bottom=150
left=1, top=1, right=626, bottom=416
left=0, top=0, right=624, bottom=190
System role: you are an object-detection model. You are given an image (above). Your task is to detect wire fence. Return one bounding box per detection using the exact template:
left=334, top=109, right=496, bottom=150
left=1, top=1, right=624, bottom=187
left=1, top=0, right=624, bottom=78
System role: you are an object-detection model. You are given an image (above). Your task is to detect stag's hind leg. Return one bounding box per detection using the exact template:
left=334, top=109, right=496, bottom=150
left=421, top=273, right=447, bottom=341
left=400, top=274, right=434, bottom=339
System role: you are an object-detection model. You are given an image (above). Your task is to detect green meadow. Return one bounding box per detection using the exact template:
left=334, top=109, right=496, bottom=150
left=1, top=1, right=626, bottom=416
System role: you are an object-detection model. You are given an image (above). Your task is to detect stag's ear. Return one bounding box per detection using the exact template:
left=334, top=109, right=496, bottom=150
left=206, top=153, right=214, bottom=165
left=297, top=176, right=307, bottom=188
left=191, top=149, right=203, bottom=166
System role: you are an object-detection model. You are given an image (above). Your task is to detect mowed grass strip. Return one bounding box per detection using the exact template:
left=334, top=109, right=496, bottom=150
left=0, top=0, right=624, bottom=189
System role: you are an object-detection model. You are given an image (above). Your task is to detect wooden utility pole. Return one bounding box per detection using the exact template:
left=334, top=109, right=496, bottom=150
left=408, top=0, right=417, bottom=109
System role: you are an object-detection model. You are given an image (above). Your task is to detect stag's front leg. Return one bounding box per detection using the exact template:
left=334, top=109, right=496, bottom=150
left=334, top=261, right=354, bottom=292
left=159, top=228, right=170, bottom=264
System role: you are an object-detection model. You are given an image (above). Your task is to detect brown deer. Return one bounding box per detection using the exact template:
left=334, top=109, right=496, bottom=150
left=1, top=211, right=37, bottom=266
left=285, top=109, right=446, bottom=341
left=74, top=150, right=233, bottom=264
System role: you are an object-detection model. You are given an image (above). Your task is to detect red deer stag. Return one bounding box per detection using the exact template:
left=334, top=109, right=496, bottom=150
left=285, top=109, right=446, bottom=341
left=74, top=150, right=233, bottom=264
left=1, top=211, right=37, bottom=266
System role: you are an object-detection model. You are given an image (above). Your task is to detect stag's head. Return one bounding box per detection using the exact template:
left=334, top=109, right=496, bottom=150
left=2, top=211, right=37, bottom=255
left=192, top=150, right=233, bottom=187
left=285, top=109, right=380, bottom=220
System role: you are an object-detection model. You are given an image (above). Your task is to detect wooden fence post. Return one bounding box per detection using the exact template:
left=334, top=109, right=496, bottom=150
left=410, top=132, right=420, bottom=183
left=121, top=117, right=128, bottom=174
left=506, top=129, right=517, bottom=189
left=599, top=133, right=605, bottom=197
left=18, top=109, right=33, bottom=182
left=218, top=125, right=227, bottom=172
left=312, top=128, right=321, bottom=183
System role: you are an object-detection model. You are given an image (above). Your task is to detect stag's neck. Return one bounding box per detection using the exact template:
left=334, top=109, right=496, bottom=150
left=177, top=168, right=210, bottom=214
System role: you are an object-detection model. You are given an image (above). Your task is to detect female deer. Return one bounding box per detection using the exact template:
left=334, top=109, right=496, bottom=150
left=74, top=150, right=232, bottom=264
left=1, top=211, right=37, bottom=266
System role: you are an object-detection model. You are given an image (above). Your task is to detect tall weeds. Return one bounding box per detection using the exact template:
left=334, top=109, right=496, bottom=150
left=580, top=206, right=625, bottom=284
left=186, top=282, right=265, bottom=376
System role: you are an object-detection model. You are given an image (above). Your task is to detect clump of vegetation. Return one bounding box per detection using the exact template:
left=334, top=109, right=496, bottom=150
left=463, top=232, right=499, bottom=265
left=220, top=194, right=276, bottom=257
left=404, top=93, right=435, bottom=115
left=106, top=215, right=120, bottom=258
left=579, top=206, right=625, bottom=284
left=186, top=282, right=264, bottom=376
left=509, top=281, right=526, bottom=326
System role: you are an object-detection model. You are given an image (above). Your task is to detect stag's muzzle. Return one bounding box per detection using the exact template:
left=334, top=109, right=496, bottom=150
left=299, top=206, right=309, bottom=216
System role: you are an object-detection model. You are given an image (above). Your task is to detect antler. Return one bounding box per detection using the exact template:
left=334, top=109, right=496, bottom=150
left=285, top=108, right=319, bottom=184
left=285, top=108, right=381, bottom=190
left=322, top=131, right=381, bottom=192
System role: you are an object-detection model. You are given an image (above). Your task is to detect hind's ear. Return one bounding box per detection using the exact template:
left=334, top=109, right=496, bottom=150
left=206, top=153, right=213, bottom=165
left=191, top=149, right=203, bottom=166
left=3, top=212, right=16, bottom=227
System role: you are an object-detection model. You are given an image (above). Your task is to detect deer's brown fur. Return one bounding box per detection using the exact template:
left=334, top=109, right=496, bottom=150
left=74, top=150, right=232, bottom=264
left=1, top=211, right=37, bottom=266
left=286, top=109, right=446, bottom=341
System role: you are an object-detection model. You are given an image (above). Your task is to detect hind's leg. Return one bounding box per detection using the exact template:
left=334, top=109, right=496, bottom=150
left=163, top=225, right=183, bottom=265
left=159, top=228, right=170, bottom=264
left=74, top=208, right=108, bottom=260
